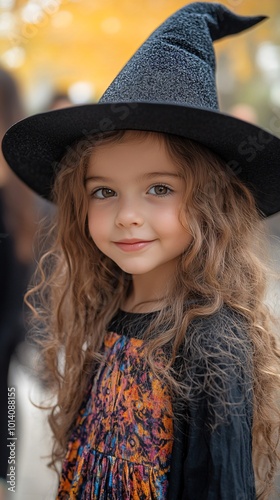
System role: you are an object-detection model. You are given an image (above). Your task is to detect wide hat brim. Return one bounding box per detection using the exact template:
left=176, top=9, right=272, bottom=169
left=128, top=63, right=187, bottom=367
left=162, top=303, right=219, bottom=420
left=2, top=100, right=280, bottom=217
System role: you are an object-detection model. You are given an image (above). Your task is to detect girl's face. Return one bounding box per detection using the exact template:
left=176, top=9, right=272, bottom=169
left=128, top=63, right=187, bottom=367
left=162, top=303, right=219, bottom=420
left=85, top=132, right=192, bottom=280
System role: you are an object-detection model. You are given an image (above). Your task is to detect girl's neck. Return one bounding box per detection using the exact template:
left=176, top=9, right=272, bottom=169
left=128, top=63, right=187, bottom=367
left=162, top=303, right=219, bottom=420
left=122, top=262, right=176, bottom=313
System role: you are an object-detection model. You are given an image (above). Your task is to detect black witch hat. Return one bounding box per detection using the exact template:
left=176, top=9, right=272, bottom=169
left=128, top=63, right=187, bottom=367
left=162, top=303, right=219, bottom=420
left=2, top=2, right=280, bottom=216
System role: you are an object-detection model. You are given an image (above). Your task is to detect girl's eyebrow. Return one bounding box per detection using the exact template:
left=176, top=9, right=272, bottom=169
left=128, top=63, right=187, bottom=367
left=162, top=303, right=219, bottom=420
left=85, top=172, right=180, bottom=183
left=85, top=175, right=111, bottom=183
left=141, top=171, right=180, bottom=179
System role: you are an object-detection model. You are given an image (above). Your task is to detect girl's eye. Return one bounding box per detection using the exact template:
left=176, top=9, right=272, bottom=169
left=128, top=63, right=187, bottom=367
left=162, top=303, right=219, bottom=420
left=148, top=184, right=172, bottom=196
left=91, top=188, right=116, bottom=199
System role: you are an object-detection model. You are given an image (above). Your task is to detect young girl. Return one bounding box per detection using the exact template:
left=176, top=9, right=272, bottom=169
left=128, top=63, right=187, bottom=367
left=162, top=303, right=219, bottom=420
left=2, top=3, right=280, bottom=499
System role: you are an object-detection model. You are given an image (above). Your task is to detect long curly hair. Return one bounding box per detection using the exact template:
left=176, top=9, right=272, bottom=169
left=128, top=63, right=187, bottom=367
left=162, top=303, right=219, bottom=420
left=27, top=130, right=280, bottom=498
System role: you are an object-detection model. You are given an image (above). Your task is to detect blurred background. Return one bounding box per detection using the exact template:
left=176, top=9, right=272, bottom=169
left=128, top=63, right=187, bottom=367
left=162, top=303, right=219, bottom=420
left=0, top=0, right=279, bottom=499
left=0, top=0, right=278, bottom=118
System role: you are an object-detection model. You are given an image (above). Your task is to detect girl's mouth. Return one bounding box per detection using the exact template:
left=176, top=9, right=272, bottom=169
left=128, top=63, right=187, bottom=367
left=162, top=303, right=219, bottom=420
left=114, top=239, right=155, bottom=252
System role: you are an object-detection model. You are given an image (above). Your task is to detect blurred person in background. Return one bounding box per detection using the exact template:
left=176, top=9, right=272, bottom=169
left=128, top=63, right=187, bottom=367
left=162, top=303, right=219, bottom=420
left=0, top=67, right=41, bottom=500
left=47, top=91, right=73, bottom=111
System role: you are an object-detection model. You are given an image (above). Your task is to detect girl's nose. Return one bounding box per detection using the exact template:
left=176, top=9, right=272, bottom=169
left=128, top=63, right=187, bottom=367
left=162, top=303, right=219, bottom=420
left=115, top=198, right=144, bottom=228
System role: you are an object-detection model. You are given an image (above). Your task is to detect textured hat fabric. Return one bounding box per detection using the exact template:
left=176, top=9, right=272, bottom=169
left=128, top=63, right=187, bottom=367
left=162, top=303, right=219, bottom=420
left=100, top=3, right=263, bottom=108
left=2, top=2, right=280, bottom=216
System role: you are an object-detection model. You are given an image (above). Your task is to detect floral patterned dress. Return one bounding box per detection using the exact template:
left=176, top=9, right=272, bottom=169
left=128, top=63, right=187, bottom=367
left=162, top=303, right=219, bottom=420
left=57, top=310, right=174, bottom=499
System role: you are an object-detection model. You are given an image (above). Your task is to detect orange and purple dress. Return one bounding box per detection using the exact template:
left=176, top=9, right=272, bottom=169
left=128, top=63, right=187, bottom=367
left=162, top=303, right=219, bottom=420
left=57, top=310, right=174, bottom=499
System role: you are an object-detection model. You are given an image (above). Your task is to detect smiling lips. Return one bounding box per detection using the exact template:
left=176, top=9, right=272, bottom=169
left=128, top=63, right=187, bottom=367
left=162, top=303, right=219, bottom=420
left=114, top=239, right=155, bottom=252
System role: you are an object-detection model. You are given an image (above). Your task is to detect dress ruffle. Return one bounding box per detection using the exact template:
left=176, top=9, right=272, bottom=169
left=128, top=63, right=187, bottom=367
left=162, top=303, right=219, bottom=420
left=59, top=444, right=169, bottom=499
